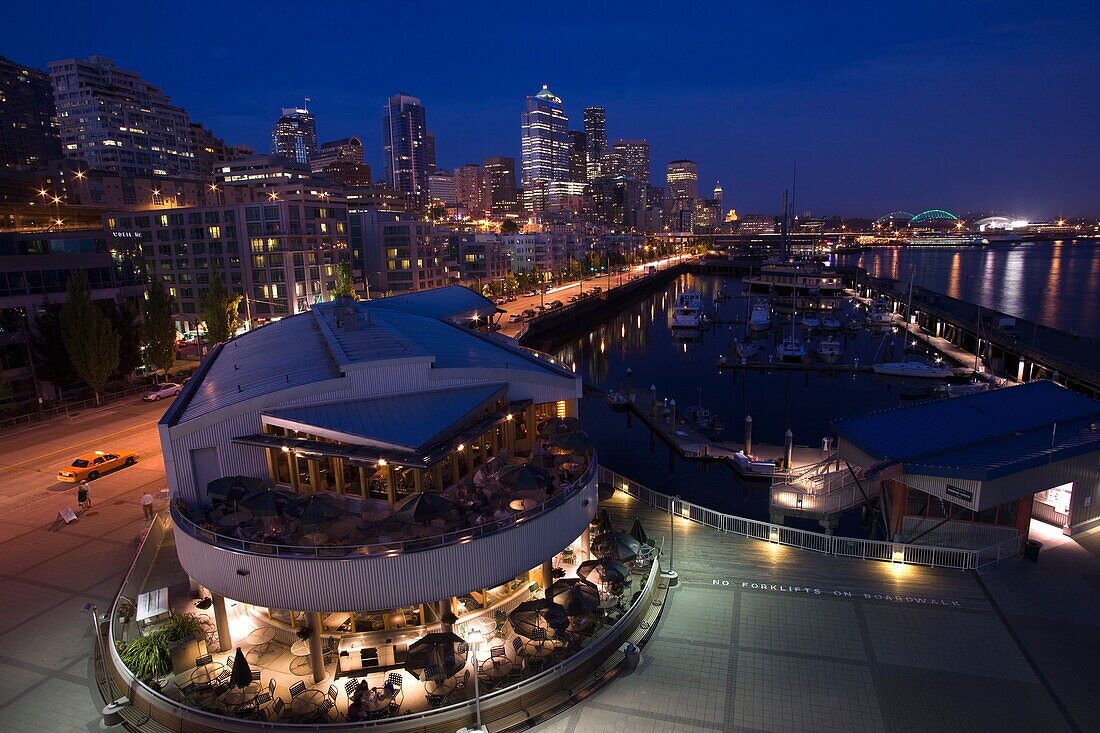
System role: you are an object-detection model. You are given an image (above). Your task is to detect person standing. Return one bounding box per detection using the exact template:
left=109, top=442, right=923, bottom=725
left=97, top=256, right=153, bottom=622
left=141, top=492, right=154, bottom=519
left=77, top=480, right=90, bottom=512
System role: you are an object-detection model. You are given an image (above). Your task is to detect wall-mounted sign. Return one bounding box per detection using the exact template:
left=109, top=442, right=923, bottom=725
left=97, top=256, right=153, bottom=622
left=945, top=484, right=974, bottom=503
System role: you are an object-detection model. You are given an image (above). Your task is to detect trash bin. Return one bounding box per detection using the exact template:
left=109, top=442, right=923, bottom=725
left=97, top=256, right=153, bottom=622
left=1024, top=539, right=1042, bottom=562
left=620, top=642, right=640, bottom=671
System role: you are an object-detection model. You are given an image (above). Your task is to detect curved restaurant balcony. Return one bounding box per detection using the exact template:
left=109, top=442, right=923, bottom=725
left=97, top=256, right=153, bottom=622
left=171, top=457, right=598, bottom=612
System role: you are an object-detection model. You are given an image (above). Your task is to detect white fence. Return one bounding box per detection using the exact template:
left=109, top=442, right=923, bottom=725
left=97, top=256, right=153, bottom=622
left=601, top=466, right=1024, bottom=571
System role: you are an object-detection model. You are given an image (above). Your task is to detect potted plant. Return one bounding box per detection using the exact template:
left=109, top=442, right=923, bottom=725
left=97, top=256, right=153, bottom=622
left=116, top=601, right=135, bottom=624
left=195, top=597, right=213, bottom=610
left=295, top=625, right=313, bottom=642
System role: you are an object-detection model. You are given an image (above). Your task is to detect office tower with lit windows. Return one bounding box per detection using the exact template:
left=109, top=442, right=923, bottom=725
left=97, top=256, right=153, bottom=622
left=0, top=55, right=61, bottom=170
left=272, top=105, right=317, bottom=166
left=311, top=137, right=364, bottom=174
left=455, top=163, right=490, bottom=217
left=713, top=182, right=723, bottom=218
left=666, top=159, right=699, bottom=203
left=484, top=155, right=518, bottom=217
left=583, top=106, right=606, bottom=180
left=48, top=56, right=196, bottom=176
left=568, top=130, right=588, bottom=184
left=382, top=93, right=431, bottom=208
left=427, top=170, right=456, bottom=207
left=520, top=85, right=570, bottom=212
left=605, top=139, right=649, bottom=187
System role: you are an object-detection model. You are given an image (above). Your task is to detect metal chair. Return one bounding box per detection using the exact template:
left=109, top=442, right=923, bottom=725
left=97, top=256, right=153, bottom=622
left=271, top=697, right=285, bottom=719
left=195, top=653, right=213, bottom=667
left=386, top=672, right=403, bottom=690
left=490, top=645, right=507, bottom=659
left=344, top=679, right=360, bottom=698
left=289, top=680, right=306, bottom=698
left=251, top=670, right=261, bottom=682
left=455, top=669, right=470, bottom=691
left=268, top=678, right=277, bottom=697
left=326, top=684, right=338, bottom=702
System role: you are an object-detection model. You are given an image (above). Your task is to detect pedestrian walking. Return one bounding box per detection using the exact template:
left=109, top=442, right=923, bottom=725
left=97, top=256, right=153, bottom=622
left=77, top=480, right=90, bottom=512
left=141, top=492, right=154, bottom=520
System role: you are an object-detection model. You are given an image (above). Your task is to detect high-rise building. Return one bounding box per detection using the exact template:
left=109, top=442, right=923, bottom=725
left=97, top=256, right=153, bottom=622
left=455, top=164, right=489, bottom=217
left=190, top=122, right=253, bottom=177
left=605, top=140, right=649, bottom=187
left=713, top=182, right=723, bottom=218
left=427, top=170, right=456, bottom=207
left=382, top=93, right=431, bottom=208
left=666, top=160, right=699, bottom=203
left=424, top=131, right=437, bottom=173
left=321, top=160, right=373, bottom=188
left=349, top=209, right=449, bottom=294
left=583, top=107, right=606, bottom=180
left=0, top=55, right=61, bottom=170
left=271, top=105, right=317, bottom=166
left=48, top=56, right=196, bottom=176
left=310, top=137, right=364, bottom=173
left=568, top=130, right=588, bottom=184
left=484, top=155, right=518, bottom=218
left=520, top=85, right=569, bottom=212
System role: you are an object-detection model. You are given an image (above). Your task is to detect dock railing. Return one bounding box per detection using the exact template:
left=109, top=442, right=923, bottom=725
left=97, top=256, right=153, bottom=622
left=600, top=466, right=1023, bottom=571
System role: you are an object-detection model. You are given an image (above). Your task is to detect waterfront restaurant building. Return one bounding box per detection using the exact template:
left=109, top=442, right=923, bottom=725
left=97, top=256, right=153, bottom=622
left=835, top=380, right=1100, bottom=544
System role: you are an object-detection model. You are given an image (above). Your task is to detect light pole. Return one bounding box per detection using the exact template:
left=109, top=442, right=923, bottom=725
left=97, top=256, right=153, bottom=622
left=662, top=495, right=681, bottom=586
left=466, top=628, right=485, bottom=732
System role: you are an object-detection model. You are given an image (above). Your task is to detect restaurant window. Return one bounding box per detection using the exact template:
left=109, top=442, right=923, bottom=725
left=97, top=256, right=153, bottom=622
left=271, top=448, right=292, bottom=485
left=341, top=459, right=363, bottom=497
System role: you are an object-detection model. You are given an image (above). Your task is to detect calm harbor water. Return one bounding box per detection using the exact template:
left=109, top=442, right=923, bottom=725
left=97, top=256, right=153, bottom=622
left=837, top=240, right=1100, bottom=338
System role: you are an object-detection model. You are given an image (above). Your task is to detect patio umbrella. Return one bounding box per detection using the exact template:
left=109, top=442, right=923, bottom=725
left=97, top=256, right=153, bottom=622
left=207, top=476, right=264, bottom=504
left=629, top=517, right=649, bottom=546
left=392, top=492, right=454, bottom=525
left=405, top=631, right=466, bottom=681
left=499, top=464, right=551, bottom=492
left=537, top=417, right=582, bottom=438
left=548, top=431, right=593, bottom=456
left=547, top=578, right=600, bottom=616
left=286, top=494, right=344, bottom=524
left=597, top=481, right=615, bottom=502
left=238, top=487, right=296, bottom=516
left=592, top=530, right=641, bottom=562
left=229, top=647, right=253, bottom=689
left=594, top=507, right=614, bottom=533
left=508, top=599, right=569, bottom=637
left=577, top=558, right=630, bottom=585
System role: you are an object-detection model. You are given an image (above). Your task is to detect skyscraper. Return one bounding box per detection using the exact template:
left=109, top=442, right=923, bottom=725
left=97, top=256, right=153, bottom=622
left=713, top=182, right=723, bottom=217
left=484, top=155, right=518, bottom=217
left=0, top=55, right=61, bottom=170
left=271, top=105, right=317, bottom=165
left=427, top=170, right=456, bottom=207
left=520, top=85, right=569, bottom=211
left=311, top=137, right=364, bottom=173
left=382, top=93, right=431, bottom=208
left=666, top=160, right=699, bottom=202
left=455, top=163, right=489, bottom=217
left=48, top=56, right=196, bottom=176
left=568, top=130, right=588, bottom=184
left=583, top=106, right=606, bottom=180
left=606, top=139, right=650, bottom=187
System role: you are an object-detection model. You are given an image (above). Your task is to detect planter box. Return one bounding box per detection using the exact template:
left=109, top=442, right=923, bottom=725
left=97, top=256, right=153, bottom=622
left=169, top=635, right=207, bottom=675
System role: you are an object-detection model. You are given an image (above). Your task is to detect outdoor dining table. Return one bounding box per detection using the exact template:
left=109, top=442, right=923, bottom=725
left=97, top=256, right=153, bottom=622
left=478, top=657, right=513, bottom=679
left=221, top=682, right=260, bottom=708
left=559, top=462, right=581, bottom=473
left=522, top=639, right=557, bottom=658
left=290, top=639, right=310, bottom=657
left=243, top=626, right=277, bottom=646
left=424, top=676, right=457, bottom=696
left=291, top=689, right=324, bottom=716
left=189, top=662, right=226, bottom=686
left=301, top=532, right=329, bottom=546
left=508, top=499, right=540, bottom=512
left=362, top=687, right=395, bottom=712
left=217, top=510, right=253, bottom=528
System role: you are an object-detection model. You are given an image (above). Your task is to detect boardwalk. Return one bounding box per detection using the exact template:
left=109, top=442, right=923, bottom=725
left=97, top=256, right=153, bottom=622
left=530, top=491, right=1082, bottom=733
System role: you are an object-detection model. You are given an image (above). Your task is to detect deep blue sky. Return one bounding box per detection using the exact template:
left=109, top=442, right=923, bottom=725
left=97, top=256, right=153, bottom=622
left=7, top=1, right=1099, bottom=218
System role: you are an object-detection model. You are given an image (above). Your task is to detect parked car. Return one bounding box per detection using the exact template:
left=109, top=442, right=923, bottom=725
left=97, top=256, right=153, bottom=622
left=494, top=297, right=507, bottom=305
left=548, top=300, right=563, bottom=309
left=506, top=295, right=518, bottom=302
left=142, top=382, right=183, bottom=401
left=524, top=290, right=538, bottom=297
left=567, top=295, right=580, bottom=303
left=522, top=309, right=537, bottom=320
left=508, top=313, right=524, bottom=323
left=57, top=450, right=139, bottom=482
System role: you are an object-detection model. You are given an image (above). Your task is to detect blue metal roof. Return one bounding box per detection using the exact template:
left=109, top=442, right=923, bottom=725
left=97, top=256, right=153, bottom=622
left=835, top=381, right=1100, bottom=466
left=365, top=285, right=494, bottom=322
left=264, top=383, right=508, bottom=451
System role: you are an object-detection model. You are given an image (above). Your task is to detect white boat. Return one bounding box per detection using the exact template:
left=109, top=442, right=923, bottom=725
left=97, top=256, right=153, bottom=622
left=744, top=259, right=846, bottom=311
left=872, top=361, right=954, bottom=379
left=735, top=340, right=760, bottom=359
left=731, top=450, right=776, bottom=477
left=869, top=299, right=895, bottom=325
left=604, top=390, right=630, bottom=409
left=671, top=289, right=703, bottom=328
left=822, top=315, right=841, bottom=331
left=748, top=299, right=772, bottom=332
left=816, top=337, right=842, bottom=364
left=801, top=313, right=820, bottom=330
left=934, top=381, right=989, bottom=397
left=776, top=336, right=807, bottom=363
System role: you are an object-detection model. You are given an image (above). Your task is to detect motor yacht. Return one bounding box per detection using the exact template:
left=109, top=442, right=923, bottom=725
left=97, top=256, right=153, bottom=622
left=748, top=299, right=772, bottom=332
left=872, top=360, right=954, bottom=378
left=671, top=289, right=703, bottom=328
left=816, top=337, right=842, bottom=364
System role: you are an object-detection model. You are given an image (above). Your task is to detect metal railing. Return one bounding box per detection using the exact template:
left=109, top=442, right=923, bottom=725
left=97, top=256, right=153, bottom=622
left=171, top=457, right=599, bottom=559
left=601, top=466, right=1022, bottom=571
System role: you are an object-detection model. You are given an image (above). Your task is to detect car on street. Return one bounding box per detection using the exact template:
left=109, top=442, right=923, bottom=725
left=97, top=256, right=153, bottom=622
left=567, top=294, right=580, bottom=303
left=57, top=450, right=139, bottom=482
left=507, top=313, right=524, bottom=323
left=548, top=300, right=563, bottom=309
left=493, top=297, right=507, bottom=305
left=524, top=290, right=538, bottom=297
left=142, top=382, right=183, bottom=401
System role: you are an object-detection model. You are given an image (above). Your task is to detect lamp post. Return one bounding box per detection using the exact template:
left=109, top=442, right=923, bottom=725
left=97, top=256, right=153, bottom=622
left=466, top=628, right=485, bottom=732
left=662, top=494, right=681, bottom=586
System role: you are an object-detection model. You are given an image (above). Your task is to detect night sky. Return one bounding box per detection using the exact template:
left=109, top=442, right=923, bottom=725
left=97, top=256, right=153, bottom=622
left=7, top=1, right=1099, bottom=218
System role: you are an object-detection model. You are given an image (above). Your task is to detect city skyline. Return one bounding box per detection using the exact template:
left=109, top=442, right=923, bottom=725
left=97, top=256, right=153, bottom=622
left=4, top=1, right=1100, bottom=217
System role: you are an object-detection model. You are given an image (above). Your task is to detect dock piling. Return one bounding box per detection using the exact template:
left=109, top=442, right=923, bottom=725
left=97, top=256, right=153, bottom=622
left=744, top=415, right=753, bottom=456
left=784, top=429, right=794, bottom=469
left=668, top=399, right=677, bottom=434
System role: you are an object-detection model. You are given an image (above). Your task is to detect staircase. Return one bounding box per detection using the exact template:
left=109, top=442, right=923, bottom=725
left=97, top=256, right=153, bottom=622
left=769, top=456, right=873, bottom=520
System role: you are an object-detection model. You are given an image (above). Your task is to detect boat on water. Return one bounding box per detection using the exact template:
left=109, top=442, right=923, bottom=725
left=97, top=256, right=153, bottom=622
left=604, top=390, right=630, bottom=410
left=816, top=337, right=842, bottom=364
left=869, top=299, right=895, bottom=325
left=777, top=336, right=807, bottom=363
left=685, top=405, right=724, bottom=436
left=731, top=450, right=776, bottom=477
left=671, top=289, right=703, bottom=329
left=934, top=380, right=990, bottom=397
left=801, top=313, right=820, bottom=330
left=748, top=299, right=772, bottom=331
left=744, top=258, right=846, bottom=311
left=872, top=360, right=954, bottom=379
left=735, top=339, right=760, bottom=359
left=822, top=315, right=841, bottom=331
left=905, top=232, right=986, bottom=247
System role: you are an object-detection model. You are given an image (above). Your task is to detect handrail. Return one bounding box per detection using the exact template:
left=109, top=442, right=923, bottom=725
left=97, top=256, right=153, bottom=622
left=171, top=457, right=599, bottom=559
left=601, top=466, right=1022, bottom=571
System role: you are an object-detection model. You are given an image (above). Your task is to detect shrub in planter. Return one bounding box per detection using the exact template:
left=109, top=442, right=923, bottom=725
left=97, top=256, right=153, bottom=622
left=119, top=634, right=171, bottom=682
left=116, top=601, right=135, bottom=622
left=295, top=625, right=313, bottom=642
left=195, top=597, right=213, bottom=610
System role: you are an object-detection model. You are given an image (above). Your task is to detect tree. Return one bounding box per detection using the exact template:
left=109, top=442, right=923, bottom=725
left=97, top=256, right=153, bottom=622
left=30, top=300, right=77, bottom=392
left=200, top=270, right=242, bottom=346
left=333, top=262, right=360, bottom=300
left=60, top=272, right=120, bottom=405
left=143, top=279, right=177, bottom=380
left=503, top=273, right=518, bottom=295
left=106, top=296, right=142, bottom=380
left=500, top=219, right=520, bottom=235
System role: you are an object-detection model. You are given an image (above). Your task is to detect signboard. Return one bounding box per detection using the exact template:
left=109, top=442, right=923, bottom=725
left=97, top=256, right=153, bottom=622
left=945, top=484, right=974, bottom=503
left=137, top=587, right=169, bottom=622
left=58, top=507, right=78, bottom=524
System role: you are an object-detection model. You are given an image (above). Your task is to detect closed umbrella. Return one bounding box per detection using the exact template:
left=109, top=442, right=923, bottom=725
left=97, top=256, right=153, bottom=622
left=238, top=488, right=296, bottom=516
left=537, top=417, right=582, bottom=437
left=286, top=494, right=344, bottom=524
left=392, top=492, right=454, bottom=525
left=229, top=647, right=252, bottom=688
left=499, top=464, right=551, bottom=492
left=405, top=631, right=466, bottom=681
left=547, top=578, right=600, bottom=616
left=629, top=517, right=649, bottom=546
left=594, top=507, right=614, bottom=533
left=508, top=599, right=569, bottom=637
left=207, top=476, right=264, bottom=504
left=592, top=530, right=641, bottom=562
left=577, top=558, right=630, bottom=585
left=548, top=431, right=593, bottom=456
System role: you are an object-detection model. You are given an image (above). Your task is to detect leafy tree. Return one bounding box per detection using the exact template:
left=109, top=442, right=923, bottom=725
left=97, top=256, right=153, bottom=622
left=500, top=219, right=520, bottom=235
left=200, top=270, right=242, bottom=345
left=503, top=273, right=518, bottom=295
left=105, top=296, right=142, bottom=379
left=428, top=204, right=447, bottom=222
left=333, top=262, right=360, bottom=300
left=30, top=300, right=77, bottom=391
left=60, top=272, right=120, bottom=405
left=142, top=279, right=177, bottom=380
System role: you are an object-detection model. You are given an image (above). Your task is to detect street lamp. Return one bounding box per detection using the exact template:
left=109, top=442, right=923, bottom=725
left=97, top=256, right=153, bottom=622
left=465, top=628, right=486, bottom=732
left=662, top=494, right=682, bottom=586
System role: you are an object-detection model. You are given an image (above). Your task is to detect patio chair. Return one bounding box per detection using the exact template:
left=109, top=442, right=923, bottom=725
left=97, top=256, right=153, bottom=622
left=532, top=627, right=547, bottom=642
left=312, top=699, right=335, bottom=721
left=195, top=653, right=213, bottom=668
left=511, top=637, right=524, bottom=654
left=252, top=692, right=272, bottom=710
left=344, top=679, right=360, bottom=698
left=386, top=672, right=403, bottom=690
left=216, top=668, right=231, bottom=684
left=289, top=680, right=306, bottom=698
left=489, top=645, right=506, bottom=659
left=426, top=694, right=446, bottom=709
left=213, top=681, right=230, bottom=698
left=424, top=664, right=440, bottom=681
left=251, top=670, right=261, bottom=682
left=179, top=682, right=197, bottom=697
left=327, top=684, right=338, bottom=702
left=268, top=678, right=277, bottom=697
left=455, top=669, right=470, bottom=691
left=225, top=655, right=234, bottom=669
left=271, top=697, right=285, bottom=719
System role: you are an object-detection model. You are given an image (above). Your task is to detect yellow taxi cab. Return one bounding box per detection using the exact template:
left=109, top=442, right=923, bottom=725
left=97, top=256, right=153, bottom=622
left=57, top=450, right=139, bottom=482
